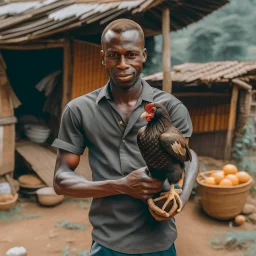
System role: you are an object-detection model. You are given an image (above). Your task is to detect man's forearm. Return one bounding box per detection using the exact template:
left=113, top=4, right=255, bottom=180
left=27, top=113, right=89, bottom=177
left=54, top=166, right=125, bottom=198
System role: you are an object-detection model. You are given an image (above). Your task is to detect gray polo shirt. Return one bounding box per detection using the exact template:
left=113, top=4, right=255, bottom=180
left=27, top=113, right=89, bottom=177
left=52, top=78, right=192, bottom=254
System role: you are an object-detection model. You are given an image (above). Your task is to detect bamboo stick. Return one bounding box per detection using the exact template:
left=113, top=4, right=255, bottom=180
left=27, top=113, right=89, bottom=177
left=232, top=78, right=252, bottom=91
left=225, top=84, right=239, bottom=160
left=162, top=7, right=171, bottom=93
left=61, top=39, right=73, bottom=110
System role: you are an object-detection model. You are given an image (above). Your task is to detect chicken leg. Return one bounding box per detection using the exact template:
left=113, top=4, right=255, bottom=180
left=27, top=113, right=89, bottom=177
left=148, top=184, right=183, bottom=217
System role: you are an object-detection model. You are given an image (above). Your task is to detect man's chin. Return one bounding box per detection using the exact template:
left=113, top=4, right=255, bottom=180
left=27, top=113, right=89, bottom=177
left=112, top=79, right=136, bottom=89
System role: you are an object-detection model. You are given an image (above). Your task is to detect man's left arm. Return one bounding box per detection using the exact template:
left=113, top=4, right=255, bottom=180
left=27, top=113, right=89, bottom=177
left=168, top=102, right=196, bottom=208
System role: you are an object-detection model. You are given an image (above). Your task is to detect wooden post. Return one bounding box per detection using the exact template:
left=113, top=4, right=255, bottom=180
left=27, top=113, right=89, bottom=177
left=162, top=7, right=171, bottom=93
left=225, top=84, right=239, bottom=160
left=61, top=39, right=73, bottom=110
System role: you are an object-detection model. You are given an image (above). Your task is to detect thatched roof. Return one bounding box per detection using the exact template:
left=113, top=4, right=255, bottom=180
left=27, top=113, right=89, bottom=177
left=144, top=61, right=256, bottom=85
left=0, top=0, right=228, bottom=44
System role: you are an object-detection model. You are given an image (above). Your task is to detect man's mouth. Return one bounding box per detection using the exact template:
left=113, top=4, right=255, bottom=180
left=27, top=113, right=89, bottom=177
left=115, top=74, right=133, bottom=81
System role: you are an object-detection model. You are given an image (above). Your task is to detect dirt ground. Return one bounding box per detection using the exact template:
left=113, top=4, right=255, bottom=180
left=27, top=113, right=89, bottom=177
left=1, top=196, right=254, bottom=256
left=1, top=155, right=255, bottom=256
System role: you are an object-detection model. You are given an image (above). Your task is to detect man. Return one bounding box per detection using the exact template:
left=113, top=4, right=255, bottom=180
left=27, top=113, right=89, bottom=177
left=52, top=19, right=197, bottom=255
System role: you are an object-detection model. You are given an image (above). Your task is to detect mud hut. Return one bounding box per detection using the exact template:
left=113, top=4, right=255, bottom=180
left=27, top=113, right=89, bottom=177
left=0, top=0, right=228, bottom=183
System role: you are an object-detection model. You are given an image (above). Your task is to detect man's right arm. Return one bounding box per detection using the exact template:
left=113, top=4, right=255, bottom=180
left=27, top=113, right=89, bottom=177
left=54, top=149, right=164, bottom=200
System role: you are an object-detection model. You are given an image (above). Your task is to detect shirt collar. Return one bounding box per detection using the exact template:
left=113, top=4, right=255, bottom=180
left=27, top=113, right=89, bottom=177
left=96, top=77, right=154, bottom=105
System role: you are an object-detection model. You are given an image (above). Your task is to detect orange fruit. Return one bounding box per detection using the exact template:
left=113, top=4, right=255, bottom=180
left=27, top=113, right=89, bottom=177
left=225, top=174, right=239, bottom=186
left=204, top=177, right=217, bottom=185
left=236, top=171, right=251, bottom=184
left=210, top=171, right=225, bottom=184
left=219, top=178, right=233, bottom=187
left=234, top=215, right=246, bottom=226
left=223, top=164, right=238, bottom=175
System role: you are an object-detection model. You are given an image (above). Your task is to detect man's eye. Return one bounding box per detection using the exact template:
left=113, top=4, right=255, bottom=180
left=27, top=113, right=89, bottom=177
left=108, top=53, right=118, bottom=57
left=126, top=53, right=136, bottom=57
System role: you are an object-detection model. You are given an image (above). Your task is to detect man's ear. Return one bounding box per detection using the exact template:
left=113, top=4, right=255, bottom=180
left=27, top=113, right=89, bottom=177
left=100, top=50, right=105, bottom=65
left=142, top=48, right=147, bottom=63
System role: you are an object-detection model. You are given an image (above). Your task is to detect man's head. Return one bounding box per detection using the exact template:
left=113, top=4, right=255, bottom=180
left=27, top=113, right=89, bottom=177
left=101, top=19, right=147, bottom=89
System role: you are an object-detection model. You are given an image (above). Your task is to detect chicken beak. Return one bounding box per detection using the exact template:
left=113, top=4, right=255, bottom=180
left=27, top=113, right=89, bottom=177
left=141, top=111, right=151, bottom=118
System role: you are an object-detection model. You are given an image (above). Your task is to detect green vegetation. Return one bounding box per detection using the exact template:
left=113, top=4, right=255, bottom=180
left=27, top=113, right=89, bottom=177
left=143, top=0, right=256, bottom=75
left=64, top=197, right=92, bottom=209
left=0, top=205, right=42, bottom=222
left=210, top=230, right=256, bottom=256
left=55, top=219, right=88, bottom=230
left=232, top=118, right=256, bottom=177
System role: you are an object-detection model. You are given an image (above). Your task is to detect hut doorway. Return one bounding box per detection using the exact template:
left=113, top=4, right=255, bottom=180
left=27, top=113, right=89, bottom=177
left=1, top=48, right=63, bottom=141
left=1, top=48, right=63, bottom=186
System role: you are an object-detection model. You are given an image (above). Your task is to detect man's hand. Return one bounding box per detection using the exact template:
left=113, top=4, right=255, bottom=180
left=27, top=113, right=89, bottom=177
left=120, top=167, right=164, bottom=200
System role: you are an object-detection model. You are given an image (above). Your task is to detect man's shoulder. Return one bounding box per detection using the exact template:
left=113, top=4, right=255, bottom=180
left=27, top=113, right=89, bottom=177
left=67, top=86, right=103, bottom=110
left=151, top=86, right=181, bottom=110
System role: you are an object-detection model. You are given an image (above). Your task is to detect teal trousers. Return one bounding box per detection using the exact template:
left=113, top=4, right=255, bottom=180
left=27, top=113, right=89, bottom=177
left=90, top=241, right=176, bottom=256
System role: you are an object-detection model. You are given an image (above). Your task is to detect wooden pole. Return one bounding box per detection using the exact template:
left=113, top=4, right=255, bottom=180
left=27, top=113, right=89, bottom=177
left=232, top=78, right=252, bottom=91
left=61, top=39, right=73, bottom=110
left=162, top=7, right=171, bottom=93
left=224, top=84, right=239, bottom=160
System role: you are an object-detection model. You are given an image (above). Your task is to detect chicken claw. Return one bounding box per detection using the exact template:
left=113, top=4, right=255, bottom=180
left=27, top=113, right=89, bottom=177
left=148, top=184, right=183, bottom=217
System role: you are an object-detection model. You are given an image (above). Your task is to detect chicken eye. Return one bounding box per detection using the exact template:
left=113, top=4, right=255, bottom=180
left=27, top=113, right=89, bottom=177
left=151, top=107, right=156, bottom=113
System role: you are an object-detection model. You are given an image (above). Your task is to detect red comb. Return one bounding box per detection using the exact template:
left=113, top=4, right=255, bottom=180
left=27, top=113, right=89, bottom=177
left=145, top=103, right=155, bottom=112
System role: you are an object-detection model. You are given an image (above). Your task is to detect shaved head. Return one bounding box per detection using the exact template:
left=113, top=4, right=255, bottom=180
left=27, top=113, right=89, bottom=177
left=101, top=19, right=144, bottom=48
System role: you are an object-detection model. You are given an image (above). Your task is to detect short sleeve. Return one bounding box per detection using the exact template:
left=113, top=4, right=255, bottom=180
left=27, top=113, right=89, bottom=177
left=51, top=105, right=86, bottom=155
left=169, top=103, right=193, bottom=138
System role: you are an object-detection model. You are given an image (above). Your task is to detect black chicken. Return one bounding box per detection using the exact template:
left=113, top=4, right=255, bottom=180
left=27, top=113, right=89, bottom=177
left=137, top=103, right=192, bottom=217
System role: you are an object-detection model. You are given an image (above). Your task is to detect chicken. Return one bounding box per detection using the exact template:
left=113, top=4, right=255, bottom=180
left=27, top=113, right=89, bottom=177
left=137, top=102, right=192, bottom=217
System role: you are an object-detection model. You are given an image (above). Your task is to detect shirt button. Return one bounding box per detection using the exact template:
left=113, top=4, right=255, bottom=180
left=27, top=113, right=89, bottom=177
left=119, top=121, right=123, bottom=125
left=122, top=139, right=126, bottom=143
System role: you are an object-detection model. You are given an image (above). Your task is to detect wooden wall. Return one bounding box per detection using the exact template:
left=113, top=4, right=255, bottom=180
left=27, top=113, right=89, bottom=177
left=72, top=40, right=108, bottom=99
left=178, top=95, right=231, bottom=159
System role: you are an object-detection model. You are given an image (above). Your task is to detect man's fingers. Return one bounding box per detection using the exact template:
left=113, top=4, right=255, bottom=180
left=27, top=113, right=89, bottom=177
left=167, top=199, right=178, bottom=216
left=147, top=198, right=169, bottom=217
left=142, top=180, right=163, bottom=188
left=149, top=209, right=170, bottom=221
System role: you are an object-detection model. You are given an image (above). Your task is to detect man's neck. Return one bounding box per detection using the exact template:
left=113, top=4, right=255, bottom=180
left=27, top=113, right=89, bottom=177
left=110, top=79, right=142, bottom=105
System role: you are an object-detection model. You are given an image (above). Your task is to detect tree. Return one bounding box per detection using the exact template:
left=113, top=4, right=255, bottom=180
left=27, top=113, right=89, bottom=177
left=214, top=38, right=248, bottom=61
left=187, top=26, right=222, bottom=62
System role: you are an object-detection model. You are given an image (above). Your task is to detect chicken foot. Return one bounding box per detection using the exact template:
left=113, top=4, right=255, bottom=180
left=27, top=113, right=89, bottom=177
left=148, top=184, right=183, bottom=217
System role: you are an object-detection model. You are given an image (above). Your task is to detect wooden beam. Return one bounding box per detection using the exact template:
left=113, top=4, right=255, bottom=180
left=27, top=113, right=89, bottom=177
left=0, top=116, right=17, bottom=126
left=173, top=92, right=230, bottom=97
left=232, top=78, right=252, bottom=91
left=61, top=39, right=73, bottom=110
left=225, top=84, right=239, bottom=160
left=0, top=42, right=64, bottom=50
left=162, top=7, right=171, bottom=93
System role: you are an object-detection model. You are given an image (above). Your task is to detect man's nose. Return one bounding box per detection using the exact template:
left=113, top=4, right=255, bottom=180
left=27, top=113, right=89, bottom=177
left=117, top=55, right=129, bottom=69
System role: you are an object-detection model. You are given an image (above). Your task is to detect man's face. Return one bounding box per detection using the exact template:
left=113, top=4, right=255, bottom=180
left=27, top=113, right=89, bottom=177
left=101, top=29, right=147, bottom=89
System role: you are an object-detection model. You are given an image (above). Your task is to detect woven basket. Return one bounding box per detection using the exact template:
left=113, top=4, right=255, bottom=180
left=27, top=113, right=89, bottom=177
left=197, top=171, right=253, bottom=220
left=0, top=193, right=18, bottom=211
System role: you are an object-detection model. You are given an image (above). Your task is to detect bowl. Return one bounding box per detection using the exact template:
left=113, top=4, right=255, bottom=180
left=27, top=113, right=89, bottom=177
left=24, top=124, right=51, bottom=143
left=197, top=171, right=253, bottom=220
left=36, top=187, right=64, bottom=206
left=24, top=124, right=51, bottom=133
left=18, top=174, right=45, bottom=189
left=0, top=193, right=18, bottom=211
